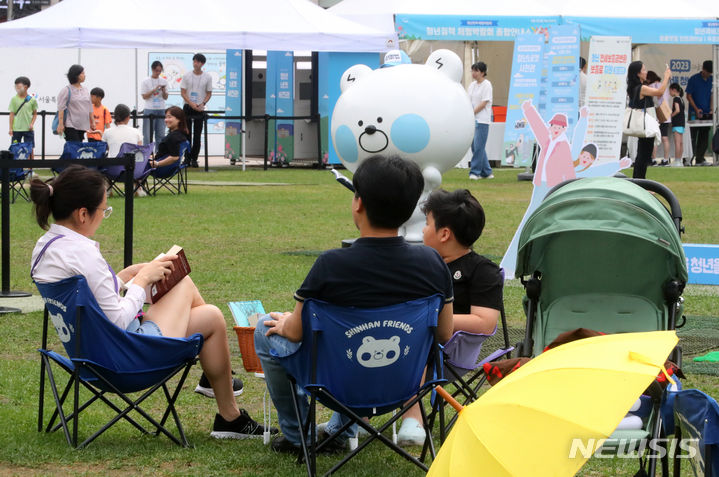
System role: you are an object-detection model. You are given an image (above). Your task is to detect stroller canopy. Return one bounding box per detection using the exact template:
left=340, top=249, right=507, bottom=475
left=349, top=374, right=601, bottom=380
left=515, top=177, right=687, bottom=304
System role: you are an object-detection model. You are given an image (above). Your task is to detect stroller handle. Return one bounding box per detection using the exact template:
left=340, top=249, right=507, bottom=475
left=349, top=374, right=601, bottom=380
left=627, top=179, right=684, bottom=235
left=545, top=178, right=684, bottom=236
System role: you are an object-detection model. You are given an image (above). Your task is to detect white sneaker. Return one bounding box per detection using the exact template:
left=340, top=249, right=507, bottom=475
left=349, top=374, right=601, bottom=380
left=469, top=174, right=479, bottom=180
left=484, top=174, right=495, bottom=179
left=397, top=417, right=426, bottom=446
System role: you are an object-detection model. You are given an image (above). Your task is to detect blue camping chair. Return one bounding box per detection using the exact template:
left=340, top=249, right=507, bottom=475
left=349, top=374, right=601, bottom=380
left=7, top=142, right=32, bottom=203
left=35, top=276, right=203, bottom=448
left=672, top=389, right=719, bottom=477
left=102, top=142, right=154, bottom=197
left=54, top=141, right=108, bottom=174
left=149, top=141, right=189, bottom=196
left=279, top=295, right=445, bottom=476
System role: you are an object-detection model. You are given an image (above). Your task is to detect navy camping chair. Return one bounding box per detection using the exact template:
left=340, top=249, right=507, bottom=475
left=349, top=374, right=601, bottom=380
left=102, top=143, right=154, bottom=197
left=35, top=276, right=203, bottom=448
left=278, top=295, right=445, bottom=476
left=672, top=389, right=719, bottom=477
left=54, top=141, right=108, bottom=174
left=149, top=141, right=189, bottom=195
left=7, top=142, right=32, bottom=203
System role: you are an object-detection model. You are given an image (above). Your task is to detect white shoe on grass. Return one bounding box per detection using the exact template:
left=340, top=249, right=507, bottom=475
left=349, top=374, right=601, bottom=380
left=397, top=417, right=426, bottom=446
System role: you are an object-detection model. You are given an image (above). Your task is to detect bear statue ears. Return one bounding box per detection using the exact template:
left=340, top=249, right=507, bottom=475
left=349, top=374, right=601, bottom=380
left=339, top=49, right=463, bottom=94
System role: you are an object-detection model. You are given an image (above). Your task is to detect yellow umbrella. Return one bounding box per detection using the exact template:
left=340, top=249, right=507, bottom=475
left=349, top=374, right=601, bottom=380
left=428, top=330, right=678, bottom=477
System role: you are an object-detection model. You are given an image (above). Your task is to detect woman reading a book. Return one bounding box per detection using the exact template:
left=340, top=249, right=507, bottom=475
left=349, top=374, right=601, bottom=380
left=149, top=106, right=190, bottom=169
left=29, top=165, right=272, bottom=439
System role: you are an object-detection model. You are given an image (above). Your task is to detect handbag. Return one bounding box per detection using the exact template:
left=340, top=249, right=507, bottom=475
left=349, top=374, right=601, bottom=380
left=624, top=86, right=659, bottom=138
left=655, top=100, right=672, bottom=123
left=52, top=86, right=71, bottom=135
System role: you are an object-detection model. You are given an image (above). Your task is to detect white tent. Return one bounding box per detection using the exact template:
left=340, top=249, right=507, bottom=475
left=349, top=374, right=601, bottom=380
left=0, top=0, right=390, bottom=52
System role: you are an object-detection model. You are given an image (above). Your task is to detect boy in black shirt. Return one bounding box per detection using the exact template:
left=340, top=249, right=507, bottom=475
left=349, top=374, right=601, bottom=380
left=421, top=188, right=503, bottom=334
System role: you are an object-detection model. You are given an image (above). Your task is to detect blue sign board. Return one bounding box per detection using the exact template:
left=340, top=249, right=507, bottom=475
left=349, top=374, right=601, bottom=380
left=502, top=33, right=545, bottom=167
left=683, top=244, right=719, bottom=285
left=395, top=14, right=557, bottom=42
left=266, top=51, right=294, bottom=164
left=395, top=15, right=719, bottom=45
left=225, top=49, right=243, bottom=161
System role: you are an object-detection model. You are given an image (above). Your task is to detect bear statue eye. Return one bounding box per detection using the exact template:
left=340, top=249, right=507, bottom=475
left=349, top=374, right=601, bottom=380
left=358, top=120, right=363, bottom=127
left=377, top=117, right=383, bottom=123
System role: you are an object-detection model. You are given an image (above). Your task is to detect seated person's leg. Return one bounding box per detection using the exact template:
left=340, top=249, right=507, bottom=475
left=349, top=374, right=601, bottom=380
left=254, top=315, right=308, bottom=446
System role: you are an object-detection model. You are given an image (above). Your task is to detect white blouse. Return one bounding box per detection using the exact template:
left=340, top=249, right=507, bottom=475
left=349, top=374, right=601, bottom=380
left=31, top=224, right=146, bottom=329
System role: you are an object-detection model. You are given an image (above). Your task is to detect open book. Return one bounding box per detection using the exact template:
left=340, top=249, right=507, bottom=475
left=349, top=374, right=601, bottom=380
left=127, top=245, right=191, bottom=304
left=228, top=300, right=266, bottom=327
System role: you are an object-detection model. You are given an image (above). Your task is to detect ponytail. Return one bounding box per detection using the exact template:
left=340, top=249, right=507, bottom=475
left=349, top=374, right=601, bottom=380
left=29, top=165, right=106, bottom=230
left=669, top=83, right=684, bottom=97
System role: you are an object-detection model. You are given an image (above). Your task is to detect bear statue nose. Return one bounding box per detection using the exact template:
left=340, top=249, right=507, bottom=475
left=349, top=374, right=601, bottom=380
left=364, top=124, right=377, bottom=135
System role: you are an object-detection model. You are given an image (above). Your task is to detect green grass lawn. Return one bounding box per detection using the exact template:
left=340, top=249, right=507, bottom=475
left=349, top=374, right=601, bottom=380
left=1, top=165, right=718, bottom=476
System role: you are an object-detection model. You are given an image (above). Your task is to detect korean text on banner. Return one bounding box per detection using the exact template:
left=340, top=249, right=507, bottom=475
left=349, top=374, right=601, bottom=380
left=266, top=51, right=294, bottom=164
left=502, top=33, right=545, bottom=167
left=584, top=37, right=631, bottom=164
left=225, top=49, right=243, bottom=161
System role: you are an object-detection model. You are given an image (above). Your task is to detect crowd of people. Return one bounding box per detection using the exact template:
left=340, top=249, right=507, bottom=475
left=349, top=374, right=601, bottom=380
left=8, top=53, right=215, bottom=173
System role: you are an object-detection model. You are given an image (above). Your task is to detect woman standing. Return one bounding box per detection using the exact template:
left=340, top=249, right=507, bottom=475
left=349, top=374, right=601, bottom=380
left=56, top=65, right=94, bottom=142
left=627, top=61, right=671, bottom=179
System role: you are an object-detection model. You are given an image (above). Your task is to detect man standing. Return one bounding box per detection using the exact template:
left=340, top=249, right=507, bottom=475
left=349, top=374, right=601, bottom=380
left=467, top=62, right=494, bottom=180
left=180, top=53, right=213, bottom=168
left=254, top=155, right=454, bottom=454
left=140, top=61, right=168, bottom=149
left=686, top=60, right=713, bottom=165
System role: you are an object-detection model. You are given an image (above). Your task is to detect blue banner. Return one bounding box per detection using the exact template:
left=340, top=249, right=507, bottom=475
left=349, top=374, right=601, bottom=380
left=683, top=244, right=719, bottom=285
left=502, top=33, right=545, bottom=167
left=318, top=52, right=380, bottom=165
left=565, top=17, right=719, bottom=44
left=395, top=14, right=557, bottom=41
left=224, top=49, right=243, bottom=161
left=266, top=51, right=294, bottom=164
left=395, top=15, right=719, bottom=45
left=544, top=24, right=580, bottom=137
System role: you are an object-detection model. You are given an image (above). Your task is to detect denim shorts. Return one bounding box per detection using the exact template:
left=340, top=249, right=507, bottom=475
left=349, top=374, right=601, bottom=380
left=12, top=130, right=34, bottom=147
left=126, top=316, right=162, bottom=336
left=672, top=126, right=685, bottom=134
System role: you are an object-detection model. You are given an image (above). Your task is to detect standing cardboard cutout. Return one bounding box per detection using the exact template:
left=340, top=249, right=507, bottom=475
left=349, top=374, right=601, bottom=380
left=501, top=102, right=632, bottom=277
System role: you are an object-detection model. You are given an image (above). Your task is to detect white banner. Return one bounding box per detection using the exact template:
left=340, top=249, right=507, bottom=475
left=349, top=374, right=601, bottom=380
left=585, top=36, right=631, bottom=163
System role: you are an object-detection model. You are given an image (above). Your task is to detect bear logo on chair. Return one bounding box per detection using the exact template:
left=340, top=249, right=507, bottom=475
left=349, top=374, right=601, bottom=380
left=356, top=336, right=401, bottom=368
left=49, top=310, right=72, bottom=343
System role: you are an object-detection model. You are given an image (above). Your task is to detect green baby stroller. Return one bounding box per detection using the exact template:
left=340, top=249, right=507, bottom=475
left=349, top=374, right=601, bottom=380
left=514, top=176, right=688, bottom=476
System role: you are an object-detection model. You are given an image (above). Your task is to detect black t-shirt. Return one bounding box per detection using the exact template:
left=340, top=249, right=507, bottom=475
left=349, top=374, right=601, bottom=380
left=628, top=85, right=654, bottom=110
left=447, top=251, right=503, bottom=314
left=156, top=129, right=189, bottom=159
left=672, top=97, right=685, bottom=127
left=295, top=236, right=454, bottom=308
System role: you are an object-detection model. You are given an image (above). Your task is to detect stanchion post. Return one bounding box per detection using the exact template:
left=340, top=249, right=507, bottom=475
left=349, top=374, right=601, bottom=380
left=0, top=150, right=31, bottom=312
left=263, top=114, right=270, bottom=171
left=203, top=114, right=209, bottom=172
left=41, top=111, right=47, bottom=160
left=123, top=153, right=134, bottom=268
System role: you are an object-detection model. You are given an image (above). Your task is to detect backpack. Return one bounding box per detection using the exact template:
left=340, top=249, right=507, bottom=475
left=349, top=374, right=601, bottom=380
left=52, top=86, right=71, bottom=135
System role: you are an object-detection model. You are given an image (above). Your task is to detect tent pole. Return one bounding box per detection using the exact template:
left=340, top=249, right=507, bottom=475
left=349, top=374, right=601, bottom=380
left=134, top=49, right=139, bottom=115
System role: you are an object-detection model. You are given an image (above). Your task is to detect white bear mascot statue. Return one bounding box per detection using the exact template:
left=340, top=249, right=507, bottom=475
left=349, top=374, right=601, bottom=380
left=331, top=49, right=475, bottom=242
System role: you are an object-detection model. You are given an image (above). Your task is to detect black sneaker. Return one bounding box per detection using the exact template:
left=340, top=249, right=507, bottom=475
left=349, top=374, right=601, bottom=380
left=210, top=409, right=277, bottom=439
left=195, top=372, right=243, bottom=398
left=271, top=435, right=301, bottom=454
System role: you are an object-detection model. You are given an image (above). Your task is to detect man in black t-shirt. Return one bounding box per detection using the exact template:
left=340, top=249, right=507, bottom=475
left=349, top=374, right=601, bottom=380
left=254, top=155, right=454, bottom=453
